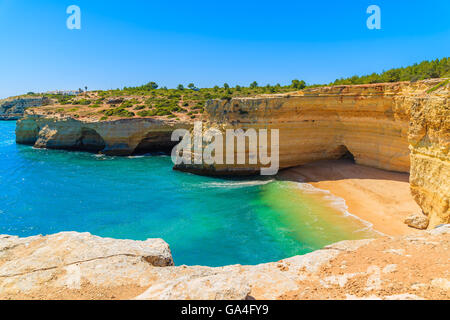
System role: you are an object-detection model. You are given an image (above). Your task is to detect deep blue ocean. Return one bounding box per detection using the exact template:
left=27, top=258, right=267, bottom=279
left=0, top=121, right=376, bottom=266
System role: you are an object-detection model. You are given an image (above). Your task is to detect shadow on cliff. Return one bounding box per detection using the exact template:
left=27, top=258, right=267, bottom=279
left=277, top=159, right=410, bottom=184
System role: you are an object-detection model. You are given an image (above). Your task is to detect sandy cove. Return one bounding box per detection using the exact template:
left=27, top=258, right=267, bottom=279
left=278, top=159, right=423, bottom=236
left=0, top=159, right=447, bottom=300
left=16, top=80, right=450, bottom=227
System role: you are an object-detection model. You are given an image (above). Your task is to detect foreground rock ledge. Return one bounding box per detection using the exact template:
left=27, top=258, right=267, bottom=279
left=0, top=227, right=449, bottom=300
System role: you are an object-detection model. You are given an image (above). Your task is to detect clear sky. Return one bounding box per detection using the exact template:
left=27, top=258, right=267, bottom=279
left=0, top=0, right=449, bottom=98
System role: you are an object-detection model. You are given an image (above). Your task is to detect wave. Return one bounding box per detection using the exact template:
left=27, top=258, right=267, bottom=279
left=294, top=181, right=385, bottom=236
left=199, top=179, right=274, bottom=189
left=95, top=153, right=169, bottom=159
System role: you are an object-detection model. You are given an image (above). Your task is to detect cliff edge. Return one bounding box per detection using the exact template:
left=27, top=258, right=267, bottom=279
left=178, top=79, right=450, bottom=227
left=0, top=96, right=48, bottom=120
left=0, top=227, right=448, bottom=300
left=14, top=79, right=450, bottom=226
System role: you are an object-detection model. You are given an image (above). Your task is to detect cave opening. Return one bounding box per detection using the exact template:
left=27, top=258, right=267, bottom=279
left=76, top=128, right=106, bottom=153
left=336, top=145, right=355, bottom=163
left=132, top=132, right=178, bottom=155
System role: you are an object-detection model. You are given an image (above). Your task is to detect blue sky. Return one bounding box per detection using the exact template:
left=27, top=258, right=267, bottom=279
left=0, top=0, right=449, bottom=98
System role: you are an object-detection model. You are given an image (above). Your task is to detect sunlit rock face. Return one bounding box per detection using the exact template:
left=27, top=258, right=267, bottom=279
left=16, top=116, right=191, bottom=155
left=1, top=227, right=449, bottom=300
left=0, top=97, right=48, bottom=120
left=175, top=79, right=449, bottom=226
left=14, top=79, right=449, bottom=226
left=408, top=82, right=449, bottom=228
left=193, top=83, right=412, bottom=173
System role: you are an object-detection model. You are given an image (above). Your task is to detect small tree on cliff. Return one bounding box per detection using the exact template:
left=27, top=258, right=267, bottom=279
left=250, top=81, right=258, bottom=88
left=145, top=82, right=159, bottom=90
left=291, top=80, right=306, bottom=90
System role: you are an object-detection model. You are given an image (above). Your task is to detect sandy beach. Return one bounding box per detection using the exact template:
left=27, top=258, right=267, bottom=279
left=278, top=159, right=423, bottom=236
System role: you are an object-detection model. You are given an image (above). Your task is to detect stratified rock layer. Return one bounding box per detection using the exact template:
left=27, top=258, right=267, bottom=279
left=14, top=80, right=450, bottom=226
left=408, top=85, right=450, bottom=227
left=16, top=116, right=191, bottom=155
left=0, top=97, right=48, bottom=120
left=0, top=227, right=449, bottom=300
left=177, top=79, right=450, bottom=227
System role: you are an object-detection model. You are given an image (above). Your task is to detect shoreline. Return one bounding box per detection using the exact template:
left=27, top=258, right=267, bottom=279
left=278, top=159, right=423, bottom=236
left=293, top=180, right=383, bottom=236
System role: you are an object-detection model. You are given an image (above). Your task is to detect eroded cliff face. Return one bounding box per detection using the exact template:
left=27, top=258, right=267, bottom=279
left=408, top=84, right=449, bottom=228
left=0, top=97, right=48, bottom=120
left=181, top=82, right=415, bottom=175
left=175, top=79, right=449, bottom=227
left=14, top=80, right=450, bottom=226
left=1, top=227, right=449, bottom=300
left=16, top=115, right=191, bottom=155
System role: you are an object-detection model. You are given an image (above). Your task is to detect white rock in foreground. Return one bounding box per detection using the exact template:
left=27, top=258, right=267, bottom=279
left=0, top=227, right=449, bottom=300
left=0, top=232, right=173, bottom=299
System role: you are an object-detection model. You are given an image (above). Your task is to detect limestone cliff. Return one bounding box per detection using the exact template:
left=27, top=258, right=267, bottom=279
left=175, top=79, right=449, bottom=227
left=0, top=227, right=449, bottom=300
left=14, top=79, right=450, bottom=226
left=0, top=97, right=48, bottom=120
left=180, top=82, right=414, bottom=174
left=16, top=115, right=191, bottom=155
left=409, top=82, right=449, bottom=228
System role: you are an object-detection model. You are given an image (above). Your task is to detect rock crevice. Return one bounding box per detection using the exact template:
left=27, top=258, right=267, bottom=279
left=0, top=228, right=448, bottom=300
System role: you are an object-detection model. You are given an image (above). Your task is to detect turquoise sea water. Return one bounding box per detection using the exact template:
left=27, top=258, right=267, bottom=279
left=0, top=121, right=377, bottom=266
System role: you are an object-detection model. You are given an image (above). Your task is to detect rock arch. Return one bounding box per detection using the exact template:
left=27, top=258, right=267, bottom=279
left=76, top=128, right=106, bottom=152
left=132, top=131, right=177, bottom=155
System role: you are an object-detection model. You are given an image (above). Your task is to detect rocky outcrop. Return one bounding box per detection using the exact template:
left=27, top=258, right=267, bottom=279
left=0, top=97, right=48, bottom=120
left=0, top=226, right=449, bottom=300
left=176, top=79, right=450, bottom=227
left=181, top=80, right=447, bottom=174
left=14, top=80, right=450, bottom=226
left=16, top=115, right=191, bottom=155
left=0, top=232, right=173, bottom=300
left=404, top=213, right=429, bottom=230
left=408, top=83, right=449, bottom=228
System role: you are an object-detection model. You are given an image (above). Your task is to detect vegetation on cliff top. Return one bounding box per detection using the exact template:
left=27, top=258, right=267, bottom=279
left=24, top=57, right=449, bottom=121
left=30, top=79, right=308, bottom=121
left=332, top=57, right=449, bottom=85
